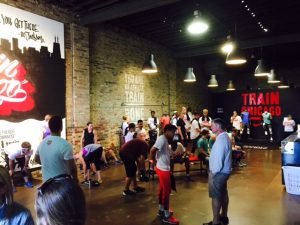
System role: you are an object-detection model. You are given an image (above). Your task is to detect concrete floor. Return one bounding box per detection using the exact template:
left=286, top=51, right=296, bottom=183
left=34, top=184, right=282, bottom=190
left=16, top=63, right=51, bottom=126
left=15, top=149, right=300, bottom=225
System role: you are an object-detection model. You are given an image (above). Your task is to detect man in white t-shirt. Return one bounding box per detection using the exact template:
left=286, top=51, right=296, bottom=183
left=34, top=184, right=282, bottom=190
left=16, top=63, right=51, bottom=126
left=150, top=124, right=179, bottom=225
left=230, top=110, right=242, bottom=133
left=148, top=110, right=159, bottom=147
left=35, top=116, right=78, bottom=182
left=190, top=112, right=201, bottom=154
left=7, top=141, right=33, bottom=188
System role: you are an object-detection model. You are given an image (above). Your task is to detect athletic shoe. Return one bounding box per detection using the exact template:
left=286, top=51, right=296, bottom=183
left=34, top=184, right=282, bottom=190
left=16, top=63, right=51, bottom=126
left=270, top=137, right=273, bottom=142
left=133, top=186, right=145, bottom=193
left=139, top=175, right=149, bottom=182
left=81, top=180, right=91, bottom=185
left=98, top=179, right=103, bottom=184
left=24, top=182, right=33, bottom=188
left=158, top=209, right=174, bottom=218
left=220, top=216, right=229, bottom=225
left=265, top=131, right=268, bottom=135
left=115, top=160, right=122, bottom=164
left=185, top=176, right=194, bottom=182
left=122, top=189, right=136, bottom=196
left=238, top=162, right=247, bottom=167
left=162, top=215, right=179, bottom=225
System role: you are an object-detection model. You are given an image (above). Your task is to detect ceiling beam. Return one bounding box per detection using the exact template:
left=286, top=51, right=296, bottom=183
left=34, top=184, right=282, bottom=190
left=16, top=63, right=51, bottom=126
left=173, top=33, right=300, bottom=58
left=79, top=0, right=181, bottom=25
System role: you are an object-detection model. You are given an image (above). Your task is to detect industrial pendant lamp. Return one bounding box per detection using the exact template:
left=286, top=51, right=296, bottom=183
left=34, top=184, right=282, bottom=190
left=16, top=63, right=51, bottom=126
left=208, top=74, right=218, bottom=87
left=226, top=80, right=236, bottom=91
left=225, top=46, right=247, bottom=65
left=221, top=35, right=234, bottom=54
left=187, top=10, right=209, bottom=34
left=254, top=59, right=270, bottom=77
left=184, top=67, right=196, bottom=82
left=267, top=69, right=280, bottom=84
left=142, top=54, right=158, bottom=73
left=278, top=77, right=289, bottom=88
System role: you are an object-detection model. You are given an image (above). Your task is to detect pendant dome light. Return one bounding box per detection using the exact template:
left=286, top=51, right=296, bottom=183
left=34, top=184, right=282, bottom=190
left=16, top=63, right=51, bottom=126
left=142, top=54, right=157, bottom=73
left=208, top=74, right=218, bottom=87
left=184, top=67, right=196, bottom=82
left=267, top=69, right=280, bottom=84
left=278, top=77, right=289, bottom=88
left=254, top=59, right=270, bottom=77
left=187, top=10, right=209, bottom=35
left=226, top=80, right=236, bottom=91
left=225, top=45, right=247, bottom=65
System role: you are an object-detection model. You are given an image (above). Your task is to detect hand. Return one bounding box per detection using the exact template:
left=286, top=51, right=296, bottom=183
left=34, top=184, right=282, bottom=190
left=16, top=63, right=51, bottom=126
left=149, top=159, right=154, bottom=164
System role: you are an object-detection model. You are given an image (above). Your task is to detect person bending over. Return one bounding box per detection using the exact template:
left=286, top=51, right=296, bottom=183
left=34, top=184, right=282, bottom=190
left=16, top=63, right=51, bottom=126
left=0, top=166, right=34, bottom=225
left=75, top=143, right=103, bottom=185
left=119, top=131, right=149, bottom=196
left=230, top=128, right=247, bottom=167
left=7, top=141, right=34, bottom=189
left=36, top=174, right=86, bottom=225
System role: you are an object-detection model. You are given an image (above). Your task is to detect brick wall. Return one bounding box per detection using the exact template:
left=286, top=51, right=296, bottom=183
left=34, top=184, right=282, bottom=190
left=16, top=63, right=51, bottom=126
left=2, top=0, right=178, bottom=150
left=90, top=25, right=177, bottom=148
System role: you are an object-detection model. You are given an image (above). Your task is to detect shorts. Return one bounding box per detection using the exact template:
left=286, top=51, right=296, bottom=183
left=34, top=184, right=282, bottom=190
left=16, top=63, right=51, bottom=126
left=119, top=152, right=137, bottom=177
left=84, top=147, right=103, bottom=171
left=208, top=172, right=230, bottom=199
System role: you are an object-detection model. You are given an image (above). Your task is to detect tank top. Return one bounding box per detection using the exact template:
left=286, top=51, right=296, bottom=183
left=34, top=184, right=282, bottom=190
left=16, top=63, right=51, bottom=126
left=83, top=128, right=94, bottom=147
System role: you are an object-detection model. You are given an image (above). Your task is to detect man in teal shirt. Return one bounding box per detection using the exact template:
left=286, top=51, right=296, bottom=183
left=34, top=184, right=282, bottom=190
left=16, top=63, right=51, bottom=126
left=35, top=116, right=78, bottom=182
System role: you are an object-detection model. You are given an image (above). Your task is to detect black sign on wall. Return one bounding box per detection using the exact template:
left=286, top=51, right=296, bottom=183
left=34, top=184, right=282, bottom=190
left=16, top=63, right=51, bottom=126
left=211, top=88, right=300, bottom=142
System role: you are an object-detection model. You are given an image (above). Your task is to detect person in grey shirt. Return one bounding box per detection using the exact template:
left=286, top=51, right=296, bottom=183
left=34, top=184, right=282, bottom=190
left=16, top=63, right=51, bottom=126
left=203, top=118, right=231, bottom=225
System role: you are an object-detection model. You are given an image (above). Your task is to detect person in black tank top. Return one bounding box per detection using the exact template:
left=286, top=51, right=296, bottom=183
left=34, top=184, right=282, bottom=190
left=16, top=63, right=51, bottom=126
left=81, top=122, right=97, bottom=148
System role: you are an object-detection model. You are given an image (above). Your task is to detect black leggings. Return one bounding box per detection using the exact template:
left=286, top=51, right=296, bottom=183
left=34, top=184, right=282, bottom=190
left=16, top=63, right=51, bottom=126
left=84, top=147, right=103, bottom=171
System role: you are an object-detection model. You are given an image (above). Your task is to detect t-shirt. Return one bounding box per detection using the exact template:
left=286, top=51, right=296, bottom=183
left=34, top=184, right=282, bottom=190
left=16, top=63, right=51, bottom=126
left=154, top=135, right=170, bottom=171
left=121, top=121, right=128, bottom=136
left=190, top=119, right=200, bottom=140
left=197, top=138, right=209, bottom=155
left=241, top=111, right=250, bottom=125
left=231, top=115, right=242, bottom=130
left=8, top=149, right=32, bottom=160
left=160, top=116, right=170, bottom=129
left=0, top=202, right=34, bottom=225
left=209, top=132, right=232, bottom=175
left=283, top=118, right=296, bottom=132
left=262, top=112, right=272, bottom=125
left=176, top=118, right=187, bottom=140
left=125, top=131, right=135, bottom=143
left=119, top=139, right=148, bottom=160
left=36, top=136, right=74, bottom=181
left=147, top=117, right=158, bottom=130
left=199, top=116, right=212, bottom=128
left=83, top=144, right=102, bottom=157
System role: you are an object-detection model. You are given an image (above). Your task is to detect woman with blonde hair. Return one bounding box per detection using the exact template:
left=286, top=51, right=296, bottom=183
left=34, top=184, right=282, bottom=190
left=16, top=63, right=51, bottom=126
left=0, top=166, right=34, bottom=224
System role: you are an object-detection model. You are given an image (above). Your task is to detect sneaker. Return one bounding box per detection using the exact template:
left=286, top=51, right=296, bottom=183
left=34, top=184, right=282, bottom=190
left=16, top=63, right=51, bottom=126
left=158, top=209, right=174, bottom=218
left=185, top=176, right=194, bottom=182
left=98, top=179, right=103, bottom=184
left=139, top=175, right=149, bottom=182
left=24, top=182, right=33, bottom=188
left=122, top=189, right=136, bottom=196
left=270, top=137, right=273, bottom=142
left=265, top=131, right=268, bottom=135
left=133, top=186, right=145, bottom=193
left=220, top=216, right=229, bottom=225
left=162, top=215, right=179, bottom=225
left=238, top=162, right=247, bottom=167
left=115, top=160, right=122, bottom=164
left=81, top=180, right=90, bottom=185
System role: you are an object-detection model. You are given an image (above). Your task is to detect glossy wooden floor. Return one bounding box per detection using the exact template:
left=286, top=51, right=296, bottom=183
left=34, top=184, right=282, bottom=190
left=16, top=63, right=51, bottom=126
left=15, top=149, right=300, bottom=225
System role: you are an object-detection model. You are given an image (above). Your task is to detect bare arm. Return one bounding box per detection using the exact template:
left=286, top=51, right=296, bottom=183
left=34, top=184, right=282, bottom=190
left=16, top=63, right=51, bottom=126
left=9, top=159, right=14, bottom=176
left=81, top=130, right=85, bottom=149
left=93, top=130, right=97, bottom=144
left=150, top=146, right=158, bottom=161
left=67, top=159, right=79, bottom=183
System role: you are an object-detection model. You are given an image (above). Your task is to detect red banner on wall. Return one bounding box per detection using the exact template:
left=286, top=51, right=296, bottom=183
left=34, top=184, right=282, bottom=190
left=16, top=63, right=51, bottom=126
left=241, top=91, right=282, bottom=127
left=0, top=53, right=35, bottom=116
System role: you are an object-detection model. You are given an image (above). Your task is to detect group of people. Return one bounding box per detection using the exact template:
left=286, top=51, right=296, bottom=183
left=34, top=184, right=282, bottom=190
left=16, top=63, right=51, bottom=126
left=118, top=108, right=237, bottom=225
left=1, top=115, right=86, bottom=225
